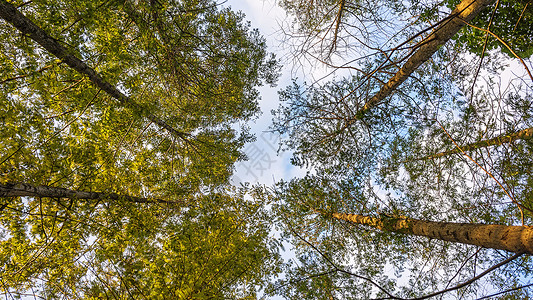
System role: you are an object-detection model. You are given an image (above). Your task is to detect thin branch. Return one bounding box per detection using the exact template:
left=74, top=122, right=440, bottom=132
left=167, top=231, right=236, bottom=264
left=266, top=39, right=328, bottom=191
left=328, top=0, right=346, bottom=57
left=465, top=22, right=533, bottom=82
left=435, top=121, right=530, bottom=222
left=513, top=2, right=529, bottom=32
left=476, top=282, right=533, bottom=300
left=408, top=252, right=523, bottom=300
left=287, top=219, right=401, bottom=299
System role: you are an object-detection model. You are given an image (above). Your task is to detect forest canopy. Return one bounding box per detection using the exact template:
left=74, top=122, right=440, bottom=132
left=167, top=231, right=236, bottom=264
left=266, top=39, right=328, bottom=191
left=0, top=0, right=280, bottom=298
left=1, top=0, right=533, bottom=299
left=271, top=0, right=533, bottom=298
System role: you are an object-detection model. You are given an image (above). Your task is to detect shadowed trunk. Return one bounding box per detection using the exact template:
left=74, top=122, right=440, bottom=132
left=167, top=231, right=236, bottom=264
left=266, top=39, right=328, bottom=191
left=0, top=0, right=191, bottom=142
left=332, top=212, right=533, bottom=254
left=0, top=182, right=182, bottom=205
left=353, top=0, right=494, bottom=119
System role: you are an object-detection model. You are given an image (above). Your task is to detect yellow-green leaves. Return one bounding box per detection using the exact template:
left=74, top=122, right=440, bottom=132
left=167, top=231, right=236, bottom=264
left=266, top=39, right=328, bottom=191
left=0, top=0, right=281, bottom=298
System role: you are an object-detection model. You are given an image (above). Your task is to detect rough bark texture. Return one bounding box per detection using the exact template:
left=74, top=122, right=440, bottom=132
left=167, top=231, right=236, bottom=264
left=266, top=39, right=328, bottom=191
left=0, top=0, right=190, bottom=141
left=420, top=127, right=533, bottom=160
left=0, top=182, right=182, bottom=205
left=332, top=212, right=533, bottom=255
left=355, top=0, right=494, bottom=118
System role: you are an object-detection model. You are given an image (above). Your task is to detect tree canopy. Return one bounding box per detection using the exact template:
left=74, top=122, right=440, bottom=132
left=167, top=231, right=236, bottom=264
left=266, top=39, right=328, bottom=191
left=1, top=0, right=533, bottom=299
left=0, top=0, right=281, bottom=298
left=271, top=0, right=533, bottom=298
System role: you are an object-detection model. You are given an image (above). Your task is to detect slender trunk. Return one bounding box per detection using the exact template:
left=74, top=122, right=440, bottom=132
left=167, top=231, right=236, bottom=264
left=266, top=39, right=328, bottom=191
left=0, top=182, right=182, bottom=205
left=354, top=0, right=494, bottom=119
left=332, top=212, right=533, bottom=254
left=0, top=0, right=190, bottom=142
left=418, top=127, right=533, bottom=160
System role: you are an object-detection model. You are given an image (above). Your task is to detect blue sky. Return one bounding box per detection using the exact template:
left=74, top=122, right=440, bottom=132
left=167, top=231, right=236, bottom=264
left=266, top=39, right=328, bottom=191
left=224, top=0, right=309, bottom=186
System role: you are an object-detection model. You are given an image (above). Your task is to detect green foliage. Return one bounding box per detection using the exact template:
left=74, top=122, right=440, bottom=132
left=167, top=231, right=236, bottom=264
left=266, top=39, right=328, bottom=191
left=273, top=0, right=533, bottom=298
left=266, top=176, right=399, bottom=299
left=446, top=0, right=533, bottom=58
left=0, top=0, right=282, bottom=298
left=0, top=190, right=281, bottom=298
left=0, top=0, right=280, bottom=193
left=273, top=74, right=388, bottom=173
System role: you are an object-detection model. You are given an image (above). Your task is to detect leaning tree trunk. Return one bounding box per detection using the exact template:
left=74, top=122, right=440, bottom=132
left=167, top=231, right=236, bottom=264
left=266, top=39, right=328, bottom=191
left=0, top=0, right=191, bottom=143
left=332, top=212, right=533, bottom=255
left=415, top=127, right=533, bottom=160
left=0, top=182, right=182, bottom=205
left=353, top=0, right=494, bottom=119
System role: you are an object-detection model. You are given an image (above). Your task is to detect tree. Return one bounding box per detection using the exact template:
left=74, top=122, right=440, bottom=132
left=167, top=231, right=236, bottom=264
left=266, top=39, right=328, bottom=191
left=273, top=0, right=496, bottom=172
left=331, top=212, right=533, bottom=255
left=0, top=0, right=190, bottom=142
left=353, top=0, right=494, bottom=118
left=0, top=182, right=182, bottom=205
left=0, top=187, right=281, bottom=298
left=278, top=0, right=404, bottom=63
left=383, top=82, right=533, bottom=223
left=0, top=0, right=280, bottom=193
left=272, top=0, right=533, bottom=298
left=411, top=126, right=533, bottom=161
left=268, top=175, right=533, bottom=299
left=0, top=0, right=282, bottom=297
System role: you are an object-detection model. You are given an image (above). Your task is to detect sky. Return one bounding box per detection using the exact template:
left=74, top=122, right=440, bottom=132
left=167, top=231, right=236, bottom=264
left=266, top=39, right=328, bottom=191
left=223, top=0, right=309, bottom=186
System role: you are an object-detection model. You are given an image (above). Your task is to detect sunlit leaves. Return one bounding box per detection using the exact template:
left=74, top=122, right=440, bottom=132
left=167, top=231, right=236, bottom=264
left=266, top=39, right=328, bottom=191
left=0, top=0, right=282, bottom=298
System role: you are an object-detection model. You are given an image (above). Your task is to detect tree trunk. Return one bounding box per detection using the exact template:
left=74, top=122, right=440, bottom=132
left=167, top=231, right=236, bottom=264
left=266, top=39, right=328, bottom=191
left=332, top=212, right=533, bottom=255
left=354, top=0, right=494, bottom=119
left=418, top=126, right=533, bottom=160
left=0, top=0, right=190, bottom=142
left=0, top=182, right=182, bottom=205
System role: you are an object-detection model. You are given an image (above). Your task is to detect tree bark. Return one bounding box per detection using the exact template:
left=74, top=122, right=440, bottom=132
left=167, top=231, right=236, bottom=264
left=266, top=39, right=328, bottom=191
left=0, top=0, right=190, bottom=142
left=354, top=0, right=494, bottom=119
left=332, top=212, right=533, bottom=255
left=0, top=182, right=182, bottom=205
left=418, top=126, right=533, bottom=160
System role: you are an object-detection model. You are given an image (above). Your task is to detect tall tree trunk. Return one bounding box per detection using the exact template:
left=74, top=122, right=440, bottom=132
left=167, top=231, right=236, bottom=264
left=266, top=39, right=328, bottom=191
left=0, top=0, right=191, bottom=142
left=0, top=182, right=182, bottom=205
left=353, top=0, right=494, bottom=119
left=332, top=212, right=533, bottom=254
left=417, top=126, right=533, bottom=160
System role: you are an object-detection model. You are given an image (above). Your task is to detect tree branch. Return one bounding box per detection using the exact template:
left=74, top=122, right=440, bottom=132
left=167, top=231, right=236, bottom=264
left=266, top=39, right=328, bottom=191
left=408, top=252, right=523, bottom=300
left=0, top=182, right=183, bottom=205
